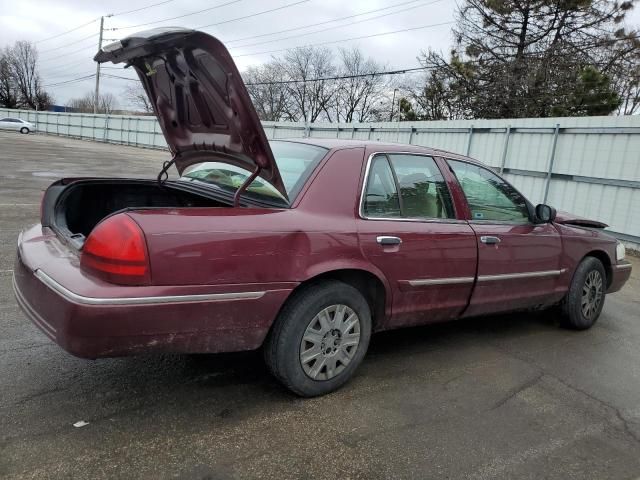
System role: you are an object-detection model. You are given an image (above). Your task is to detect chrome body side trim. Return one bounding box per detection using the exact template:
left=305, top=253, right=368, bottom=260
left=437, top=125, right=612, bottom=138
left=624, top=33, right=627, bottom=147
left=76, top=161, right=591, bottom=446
left=408, top=277, right=475, bottom=287
left=477, top=269, right=566, bottom=283
left=613, top=263, right=632, bottom=271
left=34, top=270, right=266, bottom=306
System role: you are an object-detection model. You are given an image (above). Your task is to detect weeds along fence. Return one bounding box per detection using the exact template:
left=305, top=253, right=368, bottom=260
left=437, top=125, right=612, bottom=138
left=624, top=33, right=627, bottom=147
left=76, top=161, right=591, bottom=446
left=2, top=107, right=639, bottom=248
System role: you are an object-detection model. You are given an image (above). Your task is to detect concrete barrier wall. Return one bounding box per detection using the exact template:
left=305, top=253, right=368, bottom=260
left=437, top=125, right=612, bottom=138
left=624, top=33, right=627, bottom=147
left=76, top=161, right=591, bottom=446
left=2, top=108, right=639, bottom=247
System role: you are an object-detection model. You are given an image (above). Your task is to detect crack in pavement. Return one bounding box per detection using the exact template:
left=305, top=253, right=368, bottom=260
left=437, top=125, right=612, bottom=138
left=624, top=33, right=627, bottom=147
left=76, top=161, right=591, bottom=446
left=489, top=342, right=640, bottom=445
left=489, top=372, right=545, bottom=411
left=548, top=374, right=640, bottom=445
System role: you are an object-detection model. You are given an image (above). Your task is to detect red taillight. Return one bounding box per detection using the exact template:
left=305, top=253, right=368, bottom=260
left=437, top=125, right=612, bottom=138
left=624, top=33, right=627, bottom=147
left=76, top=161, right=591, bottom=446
left=80, top=214, right=151, bottom=285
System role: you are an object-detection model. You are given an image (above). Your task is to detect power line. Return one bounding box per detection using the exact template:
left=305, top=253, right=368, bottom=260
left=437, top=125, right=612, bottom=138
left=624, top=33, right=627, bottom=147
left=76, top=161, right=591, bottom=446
left=196, top=0, right=312, bottom=30
left=97, top=56, right=634, bottom=88
left=76, top=70, right=630, bottom=112
left=225, top=0, right=426, bottom=44
left=246, top=66, right=428, bottom=85
left=103, top=73, right=138, bottom=81
left=231, top=0, right=446, bottom=50
left=43, top=74, right=96, bottom=88
left=234, top=20, right=455, bottom=57
left=39, top=44, right=96, bottom=63
left=102, top=66, right=429, bottom=85
left=82, top=75, right=632, bottom=111
left=109, top=0, right=243, bottom=31
left=111, top=0, right=178, bottom=17
left=40, top=58, right=94, bottom=74
left=39, top=33, right=99, bottom=54
left=44, top=71, right=97, bottom=81
left=35, top=18, right=99, bottom=44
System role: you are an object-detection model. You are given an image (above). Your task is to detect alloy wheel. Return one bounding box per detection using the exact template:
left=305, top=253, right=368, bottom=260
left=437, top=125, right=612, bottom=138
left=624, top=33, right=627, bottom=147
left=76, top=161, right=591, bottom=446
left=581, top=270, right=603, bottom=320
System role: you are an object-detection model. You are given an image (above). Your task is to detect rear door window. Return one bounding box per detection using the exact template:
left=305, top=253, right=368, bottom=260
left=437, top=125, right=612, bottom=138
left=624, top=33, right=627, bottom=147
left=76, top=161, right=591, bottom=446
left=387, top=154, right=455, bottom=219
left=362, top=155, right=401, bottom=218
left=362, top=154, right=455, bottom=220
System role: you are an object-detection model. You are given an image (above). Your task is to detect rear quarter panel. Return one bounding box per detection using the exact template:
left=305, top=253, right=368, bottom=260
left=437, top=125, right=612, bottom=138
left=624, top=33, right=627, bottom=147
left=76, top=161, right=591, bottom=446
left=129, top=147, right=374, bottom=287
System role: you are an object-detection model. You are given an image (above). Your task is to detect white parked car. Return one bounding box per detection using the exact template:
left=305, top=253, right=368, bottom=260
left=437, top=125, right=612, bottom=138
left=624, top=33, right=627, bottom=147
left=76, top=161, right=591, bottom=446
left=0, top=117, right=34, bottom=134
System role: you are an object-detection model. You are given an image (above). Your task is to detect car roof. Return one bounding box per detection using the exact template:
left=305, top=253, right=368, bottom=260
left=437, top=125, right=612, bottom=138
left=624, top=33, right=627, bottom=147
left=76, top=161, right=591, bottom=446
left=274, top=138, right=482, bottom=165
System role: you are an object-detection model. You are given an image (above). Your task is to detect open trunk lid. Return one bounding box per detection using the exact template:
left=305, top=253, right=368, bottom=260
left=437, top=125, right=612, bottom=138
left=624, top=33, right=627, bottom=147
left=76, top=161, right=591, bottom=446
left=94, top=28, right=287, bottom=199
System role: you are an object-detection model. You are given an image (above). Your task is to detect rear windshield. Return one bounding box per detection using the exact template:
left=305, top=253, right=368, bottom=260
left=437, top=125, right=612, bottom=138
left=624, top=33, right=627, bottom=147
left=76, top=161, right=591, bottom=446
left=180, top=141, right=328, bottom=206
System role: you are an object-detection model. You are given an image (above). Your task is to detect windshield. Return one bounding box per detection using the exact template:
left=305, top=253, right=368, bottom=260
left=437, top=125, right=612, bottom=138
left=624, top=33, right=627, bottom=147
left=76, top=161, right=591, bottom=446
left=180, top=141, right=328, bottom=206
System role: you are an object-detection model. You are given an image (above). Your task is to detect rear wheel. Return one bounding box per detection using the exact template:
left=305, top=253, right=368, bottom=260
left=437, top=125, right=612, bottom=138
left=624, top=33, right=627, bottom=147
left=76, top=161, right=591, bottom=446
left=264, top=280, right=372, bottom=397
left=561, top=257, right=606, bottom=330
left=20, top=127, right=29, bottom=134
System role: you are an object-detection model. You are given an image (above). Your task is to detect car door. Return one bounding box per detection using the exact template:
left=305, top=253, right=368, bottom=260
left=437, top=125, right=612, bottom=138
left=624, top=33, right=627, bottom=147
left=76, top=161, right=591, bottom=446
left=446, top=159, right=564, bottom=317
left=6, top=119, right=21, bottom=131
left=357, top=152, right=478, bottom=330
left=0, top=118, right=12, bottom=130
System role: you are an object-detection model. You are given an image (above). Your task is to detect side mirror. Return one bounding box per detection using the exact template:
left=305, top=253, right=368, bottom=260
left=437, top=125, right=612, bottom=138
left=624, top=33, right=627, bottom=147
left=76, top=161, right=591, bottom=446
left=535, top=204, right=557, bottom=223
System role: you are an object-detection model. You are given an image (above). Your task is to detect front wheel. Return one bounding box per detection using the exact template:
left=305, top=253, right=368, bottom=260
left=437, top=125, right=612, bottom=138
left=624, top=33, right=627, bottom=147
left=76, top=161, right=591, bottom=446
left=20, top=127, right=29, bottom=134
left=264, top=280, right=372, bottom=397
left=561, top=257, right=606, bottom=330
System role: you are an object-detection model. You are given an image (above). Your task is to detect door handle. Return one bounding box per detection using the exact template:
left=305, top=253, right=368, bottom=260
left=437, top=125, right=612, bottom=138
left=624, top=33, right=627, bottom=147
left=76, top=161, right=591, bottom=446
left=377, top=236, right=402, bottom=246
left=480, top=236, right=501, bottom=245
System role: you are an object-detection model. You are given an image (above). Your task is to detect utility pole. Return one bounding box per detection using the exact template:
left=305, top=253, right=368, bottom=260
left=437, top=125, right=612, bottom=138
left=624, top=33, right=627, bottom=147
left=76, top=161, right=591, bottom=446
left=94, top=15, right=112, bottom=114
left=389, top=88, right=398, bottom=121
left=94, top=17, right=105, bottom=114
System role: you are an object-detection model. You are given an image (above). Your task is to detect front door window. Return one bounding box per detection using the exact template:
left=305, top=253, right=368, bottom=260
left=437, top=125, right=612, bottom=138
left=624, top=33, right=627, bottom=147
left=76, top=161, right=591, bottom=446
left=448, top=160, right=530, bottom=223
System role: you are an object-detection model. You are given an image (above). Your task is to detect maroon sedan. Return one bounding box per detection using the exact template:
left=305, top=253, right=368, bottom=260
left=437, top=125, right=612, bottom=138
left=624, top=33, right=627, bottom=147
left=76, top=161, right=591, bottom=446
left=14, top=29, right=632, bottom=396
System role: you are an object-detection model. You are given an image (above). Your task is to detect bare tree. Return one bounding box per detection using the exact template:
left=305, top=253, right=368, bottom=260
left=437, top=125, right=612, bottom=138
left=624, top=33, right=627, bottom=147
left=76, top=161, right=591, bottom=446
left=279, top=46, right=336, bottom=122
left=34, top=88, right=53, bottom=111
left=244, top=62, right=290, bottom=121
left=403, top=53, right=473, bottom=120
left=0, top=47, right=19, bottom=109
left=611, top=45, right=640, bottom=115
left=123, top=83, right=153, bottom=113
left=67, top=91, right=117, bottom=113
left=0, top=42, right=51, bottom=110
left=9, top=41, right=44, bottom=109
left=326, top=47, right=388, bottom=122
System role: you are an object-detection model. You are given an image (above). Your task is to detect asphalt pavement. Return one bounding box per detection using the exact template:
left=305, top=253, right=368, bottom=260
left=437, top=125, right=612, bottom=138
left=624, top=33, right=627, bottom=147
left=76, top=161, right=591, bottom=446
left=1, top=131, right=639, bottom=479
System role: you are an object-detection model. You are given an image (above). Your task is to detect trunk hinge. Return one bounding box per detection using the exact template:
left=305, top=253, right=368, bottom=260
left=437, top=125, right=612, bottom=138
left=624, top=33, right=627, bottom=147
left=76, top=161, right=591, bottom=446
left=157, top=155, right=178, bottom=185
left=233, top=165, right=261, bottom=207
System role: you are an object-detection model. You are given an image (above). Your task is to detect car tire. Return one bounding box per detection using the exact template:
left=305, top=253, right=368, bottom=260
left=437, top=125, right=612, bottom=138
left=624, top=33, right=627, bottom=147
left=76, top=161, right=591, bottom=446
left=20, top=127, right=29, bottom=134
left=561, top=256, right=607, bottom=330
left=264, top=280, right=372, bottom=397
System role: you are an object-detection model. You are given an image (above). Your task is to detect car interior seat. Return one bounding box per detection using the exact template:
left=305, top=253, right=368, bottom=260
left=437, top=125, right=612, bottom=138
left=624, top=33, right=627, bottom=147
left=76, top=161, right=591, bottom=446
left=398, top=173, right=440, bottom=218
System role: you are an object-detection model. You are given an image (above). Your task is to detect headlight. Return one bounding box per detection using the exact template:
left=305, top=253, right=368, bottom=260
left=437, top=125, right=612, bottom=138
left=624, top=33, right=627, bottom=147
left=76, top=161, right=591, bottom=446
left=616, top=242, right=626, bottom=262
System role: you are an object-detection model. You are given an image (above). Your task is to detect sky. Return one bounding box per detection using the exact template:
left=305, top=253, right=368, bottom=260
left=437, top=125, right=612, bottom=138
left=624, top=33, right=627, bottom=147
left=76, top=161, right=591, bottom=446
left=0, top=0, right=639, bottom=108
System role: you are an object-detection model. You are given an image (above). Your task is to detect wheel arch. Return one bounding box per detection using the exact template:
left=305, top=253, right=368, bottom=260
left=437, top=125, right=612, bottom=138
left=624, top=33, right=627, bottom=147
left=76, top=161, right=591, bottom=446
left=583, top=249, right=613, bottom=288
left=275, top=266, right=391, bottom=334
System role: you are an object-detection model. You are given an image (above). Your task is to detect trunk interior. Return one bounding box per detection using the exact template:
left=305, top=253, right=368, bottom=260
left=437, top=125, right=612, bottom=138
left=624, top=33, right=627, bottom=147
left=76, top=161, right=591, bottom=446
left=52, top=180, right=229, bottom=244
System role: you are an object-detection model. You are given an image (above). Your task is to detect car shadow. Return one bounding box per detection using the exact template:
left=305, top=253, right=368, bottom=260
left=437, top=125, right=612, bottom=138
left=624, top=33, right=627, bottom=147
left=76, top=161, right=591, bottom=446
left=182, top=308, right=562, bottom=391
left=4, top=307, right=565, bottom=436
